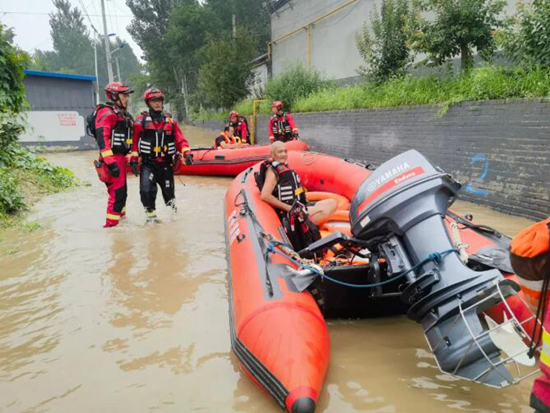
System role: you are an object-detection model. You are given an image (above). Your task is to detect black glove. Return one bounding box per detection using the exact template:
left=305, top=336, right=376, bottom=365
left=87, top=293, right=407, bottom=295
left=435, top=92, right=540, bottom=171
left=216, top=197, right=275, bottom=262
left=129, top=160, right=139, bottom=177
left=185, top=153, right=194, bottom=165
left=106, top=161, right=120, bottom=178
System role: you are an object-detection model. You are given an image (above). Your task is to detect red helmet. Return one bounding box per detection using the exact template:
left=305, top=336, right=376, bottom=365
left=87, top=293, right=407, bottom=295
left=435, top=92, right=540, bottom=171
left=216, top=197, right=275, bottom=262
left=229, top=110, right=238, bottom=118
left=272, top=101, right=284, bottom=110
left=144, top=87, right=164, bottom=102
left=105, top=82, right=133, bottom=101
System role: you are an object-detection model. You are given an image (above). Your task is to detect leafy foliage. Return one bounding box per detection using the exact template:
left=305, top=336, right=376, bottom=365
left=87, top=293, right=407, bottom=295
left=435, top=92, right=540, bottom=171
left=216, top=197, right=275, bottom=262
left=197, top=31, right=257, bottom=109
left=0, top=23, right=77, bottom=222
left=264, top=65, right=333, bottom=112
left=35, top=0, right=141, bottom=91
left=291, top=66, right=550, bottom=113
left=497, top=0, right=550, bottom=68
left=356, top=0, right=413, bottom=83
left=408, top=0, right=505, bottom=70
left=0, top=168, right=25, bottom=215
left=127, top=0, right=272, bottom=115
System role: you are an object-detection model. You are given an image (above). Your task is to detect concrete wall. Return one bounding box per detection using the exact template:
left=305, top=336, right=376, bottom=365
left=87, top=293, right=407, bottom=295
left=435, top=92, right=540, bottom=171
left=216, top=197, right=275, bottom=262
left=22, top=75, right=97, bottom=149
left=271, top=0, right=522, bottom=82
left=251, top=63, right=269, bottom=98
left=251, top=99, right=550, bottom=220
left=271, top=0, right=374, bottom=82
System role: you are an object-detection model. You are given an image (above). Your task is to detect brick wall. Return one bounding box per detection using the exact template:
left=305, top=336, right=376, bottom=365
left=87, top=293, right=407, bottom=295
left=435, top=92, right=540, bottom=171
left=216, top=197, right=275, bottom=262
left=253, top=99, right=550, bottom=220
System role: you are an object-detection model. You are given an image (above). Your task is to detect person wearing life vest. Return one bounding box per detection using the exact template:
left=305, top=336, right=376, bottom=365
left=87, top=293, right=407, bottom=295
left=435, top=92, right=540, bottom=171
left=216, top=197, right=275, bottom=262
left=214, top=126, right=248, bottom=150
left=510, top=217, right=550, bottom=412
left=268, top=101, right=299, bottom=143
left=227, top=111, right=249, bottom=144
left=259, top=141, right=336, bottom=251
left=94, top=82, right=134, bottom=228
left=131, top=88, right=192, bottom=223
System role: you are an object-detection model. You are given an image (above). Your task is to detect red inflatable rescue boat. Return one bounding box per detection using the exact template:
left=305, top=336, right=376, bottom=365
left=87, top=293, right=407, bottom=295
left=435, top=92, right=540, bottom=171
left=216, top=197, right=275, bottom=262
left=176, top=140, right=309, bottom=176
left=224, top=150, right=540, bottom=412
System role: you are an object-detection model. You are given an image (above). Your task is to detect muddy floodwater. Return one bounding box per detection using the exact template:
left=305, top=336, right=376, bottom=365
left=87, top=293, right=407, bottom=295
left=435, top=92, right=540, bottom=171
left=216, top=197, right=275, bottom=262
left=0, top=125, right=538, bottom=412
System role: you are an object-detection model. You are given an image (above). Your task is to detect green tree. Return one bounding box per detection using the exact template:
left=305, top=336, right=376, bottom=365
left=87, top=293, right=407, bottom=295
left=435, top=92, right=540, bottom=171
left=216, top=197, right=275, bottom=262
left=356, top=0, right=413, bottom=83
left=1, top=26, right=16, bottom=44
left=498, top=0, right=550, bottom=68
left=167, top=1, right=213, bottom=114
left=37, top=0, right=94, bottom=74
left=197, top=31, right=257, bottom=109
left=34, top=0, right=142, bottom=93
left=409, top=0, right=505, bottom=71
left=127, top=0, right=190, bottom=114
left=204, top=0, right=271, bottom=53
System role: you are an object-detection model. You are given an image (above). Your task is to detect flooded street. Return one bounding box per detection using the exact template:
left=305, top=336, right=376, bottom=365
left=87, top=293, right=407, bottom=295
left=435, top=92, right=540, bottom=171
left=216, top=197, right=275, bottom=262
left=0, top=125, right=537, bottom=412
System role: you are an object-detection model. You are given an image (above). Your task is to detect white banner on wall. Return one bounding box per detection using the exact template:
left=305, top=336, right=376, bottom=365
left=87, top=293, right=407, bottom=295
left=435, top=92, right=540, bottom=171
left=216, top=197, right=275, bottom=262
left=19, top=111, right=85, bottom=142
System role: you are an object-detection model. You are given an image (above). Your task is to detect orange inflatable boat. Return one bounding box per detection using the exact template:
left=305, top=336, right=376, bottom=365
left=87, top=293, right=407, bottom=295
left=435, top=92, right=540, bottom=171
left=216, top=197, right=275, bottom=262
left=224, top=150, right=539, bottom=412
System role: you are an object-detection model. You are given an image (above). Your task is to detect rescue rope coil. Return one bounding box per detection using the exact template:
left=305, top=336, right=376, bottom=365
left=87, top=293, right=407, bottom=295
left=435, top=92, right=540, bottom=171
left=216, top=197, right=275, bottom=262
left=266, top=242, right=458, bottom=289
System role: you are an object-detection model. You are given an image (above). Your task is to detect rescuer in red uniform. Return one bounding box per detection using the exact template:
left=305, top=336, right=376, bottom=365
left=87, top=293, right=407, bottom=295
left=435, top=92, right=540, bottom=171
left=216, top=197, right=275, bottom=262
left=227, top=111, right=249, bottom=143
left=214, top=126, right=249, bottom=149
left=268, top=101, right=299, bottom=143
left=94, top=82, right=134, bottom=228
left=131, top=88, right=192, bottom=223
left=510, top=217, right=550, bottom=412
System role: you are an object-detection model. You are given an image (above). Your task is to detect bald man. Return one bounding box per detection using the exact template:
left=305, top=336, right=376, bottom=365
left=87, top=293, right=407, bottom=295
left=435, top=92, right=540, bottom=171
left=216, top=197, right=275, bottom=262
left=260, top=141, right=337, bottom=225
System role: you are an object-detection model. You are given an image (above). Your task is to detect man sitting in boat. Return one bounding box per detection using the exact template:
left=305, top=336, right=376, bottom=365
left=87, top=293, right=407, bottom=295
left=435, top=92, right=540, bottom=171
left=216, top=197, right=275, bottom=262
left=227, top=111, right=249, bottom=143
left=259, top=141, right=337, bottom=250
left=214, top=126, right=248, bottom=150
left=268, top=101, right=299, bottom=143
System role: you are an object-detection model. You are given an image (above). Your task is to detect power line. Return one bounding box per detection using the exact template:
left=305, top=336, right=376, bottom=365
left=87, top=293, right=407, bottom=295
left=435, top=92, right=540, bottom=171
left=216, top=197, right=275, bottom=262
left=0, top=11, right=133, bottom=17
left=78, top=0, right=100, bottom=35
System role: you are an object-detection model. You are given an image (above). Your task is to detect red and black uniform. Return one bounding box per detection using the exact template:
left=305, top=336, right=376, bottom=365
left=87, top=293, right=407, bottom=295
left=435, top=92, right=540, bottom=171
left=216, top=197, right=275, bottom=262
left=94, top=103, right=134, bottom=227
left=265, top=160, right=318, bottom=251
left=267, top=160, right=307, bottom=217
left=268, top=112, right=298, bottom=142
left=132, top=110, right=190, bottom=217
left=510, top=218, right=550, bottom=412
left=227, top=116, right=248, bottom=143
left=215, top=132, right=241, bottom=149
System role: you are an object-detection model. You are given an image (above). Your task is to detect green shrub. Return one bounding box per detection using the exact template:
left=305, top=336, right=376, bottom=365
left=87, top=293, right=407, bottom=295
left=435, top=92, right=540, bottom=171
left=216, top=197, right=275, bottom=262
left=264, top=64, right=333, bottom=111
left=498, top=0, right=550, bottom=68
left=233, top=99, right=254, bottom=116
left=293, top=66, right=550, bottom=113
left=356, top=0, right=412, bottom=83
left=0, top=168, right=25, bottom=215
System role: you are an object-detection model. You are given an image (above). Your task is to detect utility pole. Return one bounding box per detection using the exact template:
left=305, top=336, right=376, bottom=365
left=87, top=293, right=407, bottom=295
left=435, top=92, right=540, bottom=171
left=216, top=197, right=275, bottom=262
left=93, top=41, right=100, bottom=103
left=232, top=14, right=237, bottom=40
left=100, top=0, right=114, bottom=83
left=115, top=57, right=121, bottom=82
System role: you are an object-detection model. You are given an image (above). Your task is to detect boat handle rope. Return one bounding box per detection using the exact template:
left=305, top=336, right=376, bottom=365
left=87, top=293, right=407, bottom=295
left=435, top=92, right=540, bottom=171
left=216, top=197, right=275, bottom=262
left=266, top=242, right=458, bottom=289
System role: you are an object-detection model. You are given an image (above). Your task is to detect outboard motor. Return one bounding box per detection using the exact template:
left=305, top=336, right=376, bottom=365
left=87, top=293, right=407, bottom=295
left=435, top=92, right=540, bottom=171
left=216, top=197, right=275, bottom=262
left=350, top=150, right=537, bottom=387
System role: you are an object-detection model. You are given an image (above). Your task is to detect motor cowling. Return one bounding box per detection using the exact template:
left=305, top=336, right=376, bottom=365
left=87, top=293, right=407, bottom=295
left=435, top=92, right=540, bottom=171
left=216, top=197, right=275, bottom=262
left=349, top=150, right=534, bottom=387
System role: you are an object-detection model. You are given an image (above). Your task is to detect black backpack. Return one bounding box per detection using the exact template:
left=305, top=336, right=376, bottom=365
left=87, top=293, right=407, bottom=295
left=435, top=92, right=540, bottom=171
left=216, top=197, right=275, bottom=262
left=86, top=104, right=111, bottom=139
left=254, top=160, right=270, bottom=191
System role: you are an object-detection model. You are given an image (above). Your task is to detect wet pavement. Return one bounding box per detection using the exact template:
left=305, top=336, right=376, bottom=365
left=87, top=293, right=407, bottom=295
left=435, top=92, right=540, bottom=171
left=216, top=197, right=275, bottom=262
left=0, top=126, right=536, bottom=412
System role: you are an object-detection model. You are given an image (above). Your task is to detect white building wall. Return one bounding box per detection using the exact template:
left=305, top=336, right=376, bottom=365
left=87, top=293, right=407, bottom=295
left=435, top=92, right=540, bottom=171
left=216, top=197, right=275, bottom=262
left=250, top=64, right=269, bottom=98
left=271, top=0, right=380, bottom=81
left=271, top=0, right=522, bottom=82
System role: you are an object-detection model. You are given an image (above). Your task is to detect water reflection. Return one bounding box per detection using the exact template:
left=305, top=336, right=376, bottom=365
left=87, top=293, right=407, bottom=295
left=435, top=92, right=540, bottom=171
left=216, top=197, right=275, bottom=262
left=0, top=126, right=537, bottom=412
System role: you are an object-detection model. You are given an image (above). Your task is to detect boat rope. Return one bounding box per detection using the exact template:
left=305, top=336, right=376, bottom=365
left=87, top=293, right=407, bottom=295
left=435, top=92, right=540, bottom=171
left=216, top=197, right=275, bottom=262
left=266, top=242, right=458, bottom=289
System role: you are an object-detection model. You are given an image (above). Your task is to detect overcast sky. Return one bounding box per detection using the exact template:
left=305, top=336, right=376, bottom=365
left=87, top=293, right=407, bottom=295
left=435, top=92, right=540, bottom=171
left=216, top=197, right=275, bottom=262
left=0, top=0, right=143, bottom=61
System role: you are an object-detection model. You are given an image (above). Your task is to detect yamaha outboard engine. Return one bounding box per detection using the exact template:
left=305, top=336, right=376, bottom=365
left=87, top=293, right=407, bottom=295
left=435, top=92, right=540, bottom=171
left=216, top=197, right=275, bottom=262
left=350, top=150, right=534, bottom=387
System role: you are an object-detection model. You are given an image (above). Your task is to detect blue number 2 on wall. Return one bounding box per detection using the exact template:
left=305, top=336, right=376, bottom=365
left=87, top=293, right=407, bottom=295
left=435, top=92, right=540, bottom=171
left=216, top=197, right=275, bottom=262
left=465, top=153, right=489, bottom=197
